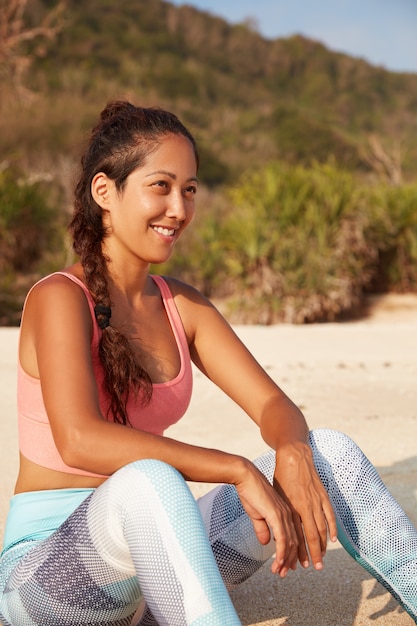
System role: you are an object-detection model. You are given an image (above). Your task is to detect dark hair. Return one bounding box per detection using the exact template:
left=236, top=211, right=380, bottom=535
left=69, top=100, right=198, bottom=425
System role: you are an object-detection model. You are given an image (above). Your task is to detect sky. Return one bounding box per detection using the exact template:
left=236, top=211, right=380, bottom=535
left=170, top=0, right=417, bottom=74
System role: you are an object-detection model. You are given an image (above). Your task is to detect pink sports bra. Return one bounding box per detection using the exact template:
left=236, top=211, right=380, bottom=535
left=17, top=272, right=193, bottom=477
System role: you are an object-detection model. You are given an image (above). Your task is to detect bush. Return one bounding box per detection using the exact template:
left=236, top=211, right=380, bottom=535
left=217, top=161, right=374, bottom=322
left=161, top=161, right=417, bottom=323
left=0, top=167, right=59, bottom=272
left=0, top=166, right=65, bottom=324
left=366, top=183, right=417, bottom=292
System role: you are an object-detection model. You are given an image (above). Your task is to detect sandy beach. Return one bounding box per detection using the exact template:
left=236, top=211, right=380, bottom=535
left=1, top=294, right=416, bottom=625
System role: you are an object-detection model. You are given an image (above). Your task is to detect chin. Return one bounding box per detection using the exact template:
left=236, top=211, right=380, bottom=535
left=150, top=253, right=174, bottom=265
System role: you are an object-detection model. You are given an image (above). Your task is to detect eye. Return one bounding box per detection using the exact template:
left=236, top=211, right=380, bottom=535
left=153, top=180, right=169, bottom=189
left=183, top=185, right=197, bottom=198
left=151, top=180, right=171, bottom=194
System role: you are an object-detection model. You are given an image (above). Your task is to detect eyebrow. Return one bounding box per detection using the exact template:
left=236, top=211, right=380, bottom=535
left=145, top=170, right=199, bottom=183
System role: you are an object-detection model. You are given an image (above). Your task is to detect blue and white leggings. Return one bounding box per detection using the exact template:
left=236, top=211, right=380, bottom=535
left=1, top=429, right=416, bottom=625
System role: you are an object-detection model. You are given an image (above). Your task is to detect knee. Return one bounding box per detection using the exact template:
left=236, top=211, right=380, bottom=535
left=95, top=458, right=193, bottom=527
left=309, top=428, right=356, bottom=456
left=111, top=458, right=185, bottom=492
left=309, top=428, right=367, bottom=482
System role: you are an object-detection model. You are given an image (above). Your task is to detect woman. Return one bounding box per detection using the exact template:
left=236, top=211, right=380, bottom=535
left=0, top=100, right=416, bottom=625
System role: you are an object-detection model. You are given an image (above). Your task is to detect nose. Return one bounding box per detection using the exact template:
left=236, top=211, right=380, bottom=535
left=165, top=191, right=188, bottom=223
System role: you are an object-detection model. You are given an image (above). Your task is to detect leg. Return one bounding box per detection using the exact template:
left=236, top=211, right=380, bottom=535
left=197, top=432, right=417, bottom=623
left=197, top=450, right=276, bottom=587
left=310, top=428, right=417, bottom=623
left=0, top=493, right=141, bottom=626
left=139, top=453, right=279, bottom=626
left=0, top=459, right=241, bottom=626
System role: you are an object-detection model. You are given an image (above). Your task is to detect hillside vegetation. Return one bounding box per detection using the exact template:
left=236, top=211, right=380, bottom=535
left=1, top=0, right=417, bottom=324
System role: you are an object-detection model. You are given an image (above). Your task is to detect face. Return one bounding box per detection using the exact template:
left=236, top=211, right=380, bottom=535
left=92, top=133, right=198, bottom=267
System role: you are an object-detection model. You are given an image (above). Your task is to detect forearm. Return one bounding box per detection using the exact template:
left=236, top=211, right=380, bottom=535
left=63, top=420, right=250, bottom=485
left=259, top=393, right=310, bottom=451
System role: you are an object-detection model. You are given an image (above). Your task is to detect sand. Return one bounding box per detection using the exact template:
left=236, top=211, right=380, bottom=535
left=1, top=293, right=416, bottom=625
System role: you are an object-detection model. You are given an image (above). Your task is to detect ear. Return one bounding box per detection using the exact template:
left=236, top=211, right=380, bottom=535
left=91, top=172, right=114, bottom=209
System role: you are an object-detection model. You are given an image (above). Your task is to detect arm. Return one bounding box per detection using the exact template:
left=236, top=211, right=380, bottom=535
left=170, top=280, right=337, bottom=572
left=20, top=274, right=298, bottom=574
left=21, top=276, right=247, bottom=480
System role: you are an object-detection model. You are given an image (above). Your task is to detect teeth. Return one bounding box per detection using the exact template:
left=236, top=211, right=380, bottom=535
left=152, top=226, right=175, bottom=236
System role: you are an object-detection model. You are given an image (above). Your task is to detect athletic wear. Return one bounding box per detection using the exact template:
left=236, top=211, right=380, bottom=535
left=2, top=270, right=417, bottom=624
left=1, top=431, right=416, bottom=625
left=2, top=489, right=94, bottom=555
left=17, top=273, right=193, bottom=476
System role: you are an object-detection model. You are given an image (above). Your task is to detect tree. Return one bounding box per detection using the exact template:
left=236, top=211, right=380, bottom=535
left=364, top=134, right=403, bottom=185
left=0, top=0, right=66, bottom=100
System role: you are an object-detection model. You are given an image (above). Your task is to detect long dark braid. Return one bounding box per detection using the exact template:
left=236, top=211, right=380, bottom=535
left=68, top=101, right=198, bottom=425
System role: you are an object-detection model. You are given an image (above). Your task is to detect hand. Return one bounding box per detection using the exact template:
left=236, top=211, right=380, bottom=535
left=235, top=461, right=299, bottom=577
left=273, top=441, right=337, bottom=571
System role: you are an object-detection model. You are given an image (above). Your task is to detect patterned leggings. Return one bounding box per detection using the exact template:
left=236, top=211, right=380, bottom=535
left=1, top=429, right=416, bottom=625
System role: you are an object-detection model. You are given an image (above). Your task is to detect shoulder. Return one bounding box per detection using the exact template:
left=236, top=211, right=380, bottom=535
left=20, top=270, right=94, bottom=376
left=160, top=276, right=227, bottom=341
left=161, top=276, right=214, bottom=309
left=27, top=269, right=88, bottom=304
left=23, top=270, right=93, bottom=332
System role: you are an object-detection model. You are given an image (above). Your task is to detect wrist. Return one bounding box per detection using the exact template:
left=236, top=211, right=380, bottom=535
left=260, top=401, right=309, bottom=450
left=275, top=439, right=313, bottom=465
left=227, top=454, right=254, bottom=486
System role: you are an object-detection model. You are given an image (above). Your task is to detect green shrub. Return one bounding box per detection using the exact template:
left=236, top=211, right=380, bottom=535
left=161, top=161, right=417, bottom=323
left=366, top=183, right=417, bottom=292
left=218, top=161, right=375, bottom=322
left=0, top=167, right=58, bottom=272
left=0, top=166, right=65, bottom=324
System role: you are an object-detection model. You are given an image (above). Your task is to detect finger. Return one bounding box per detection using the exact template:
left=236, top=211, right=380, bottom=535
left=275, top=534, right=298, bottom=578
left=270, top=522, right=289, bottom=572
left=251, top=517, right=271, bottom=546
left=274, top=515, right=299, bottom=576
left=315, top=509, right=329, bottom=556
left=293, top=514, right=309, bottom=568
left=269, top=513, right=296, bottom=575
left=322, top=497, right=338, bottom=543
left=312, top=491, right=337, bottom=554
left=302, top=512, right=324, bottom=570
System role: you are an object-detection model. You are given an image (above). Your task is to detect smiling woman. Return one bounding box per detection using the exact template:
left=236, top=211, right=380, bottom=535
left=0, top=101, right=417, bottom=626
left=91, top=134, right=198, bottom=271
left=68, top=103, right=200, bottom=425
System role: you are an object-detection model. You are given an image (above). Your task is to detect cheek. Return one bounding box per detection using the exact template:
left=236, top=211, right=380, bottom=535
left=185, top=205, right=196, bottom=227
left=176, top=212, right=194, bottom=242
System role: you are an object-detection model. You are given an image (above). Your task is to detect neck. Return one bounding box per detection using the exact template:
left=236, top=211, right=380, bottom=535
left=106, top=262, right=156, bottom=308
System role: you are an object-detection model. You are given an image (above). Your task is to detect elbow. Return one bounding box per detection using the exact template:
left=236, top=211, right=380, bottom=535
left=56, top=426, right=93, bottom=470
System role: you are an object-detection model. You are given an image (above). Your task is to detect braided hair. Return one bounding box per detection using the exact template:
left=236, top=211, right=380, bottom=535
left=69, top=101, right=198, bottom=425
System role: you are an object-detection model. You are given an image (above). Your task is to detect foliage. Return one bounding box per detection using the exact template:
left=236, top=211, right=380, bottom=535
left=0, top=166, right=66, bottom=324
left=1, top=0, right=417, bottom=324
left=161, top=162, right=417, bottom=323
left=366, top=183, right=417, bottom=292
left=0, top=0, right=66, bottom=101
left=1, top=0, right=417, bottom=184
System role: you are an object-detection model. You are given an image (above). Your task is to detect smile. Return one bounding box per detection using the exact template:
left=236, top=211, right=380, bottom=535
left=151, top=226, right=176, bottom=237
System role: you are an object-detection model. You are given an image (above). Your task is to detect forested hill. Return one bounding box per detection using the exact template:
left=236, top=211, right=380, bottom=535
left=3, top=0, right=417, bottom=183
left=2, top=0, right=417, bottom=324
